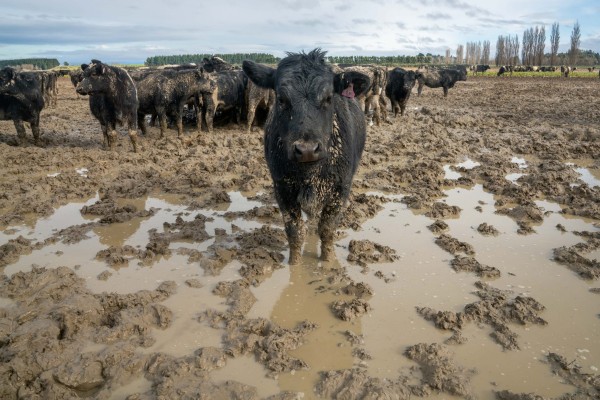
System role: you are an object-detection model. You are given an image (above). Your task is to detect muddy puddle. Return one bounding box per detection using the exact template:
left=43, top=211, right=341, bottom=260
left=2, top=182, right=598, bottom=399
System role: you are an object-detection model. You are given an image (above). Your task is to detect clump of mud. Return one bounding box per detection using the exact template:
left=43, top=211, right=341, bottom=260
left=417, top=281, right=547, bottom=350
left=0, top=266, right=177, bottom=398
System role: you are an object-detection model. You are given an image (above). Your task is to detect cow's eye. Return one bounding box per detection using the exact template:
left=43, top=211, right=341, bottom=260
left=278, top=96, right=290, bottom=110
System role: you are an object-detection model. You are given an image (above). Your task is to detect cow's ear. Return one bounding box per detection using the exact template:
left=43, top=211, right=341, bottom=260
left=334, top=71, right=371, bottom=98
left=242, top=60, right=275, bottom=89
left=81, top=64, right=89, bottom=71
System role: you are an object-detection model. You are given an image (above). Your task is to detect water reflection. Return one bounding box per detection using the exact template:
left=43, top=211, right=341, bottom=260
left=272, top=232, right=357, bottom=395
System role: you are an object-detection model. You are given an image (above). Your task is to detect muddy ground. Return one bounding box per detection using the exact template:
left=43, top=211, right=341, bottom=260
left=0, top=75, right=599, bottom=399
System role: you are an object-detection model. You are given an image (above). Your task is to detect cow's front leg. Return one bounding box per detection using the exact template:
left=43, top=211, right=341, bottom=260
left=13, top=120, right=26, bottom=144
left=318, top=201, right=342, bottom=261
left=281, top=206, right=305, bottom=265
left=128, top=128, right=138, bottom=153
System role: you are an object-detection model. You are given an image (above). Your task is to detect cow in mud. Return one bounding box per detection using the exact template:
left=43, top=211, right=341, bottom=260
left=245, top=79, right=274, bottom=132
left=76, top=60, right=139, bottom=152
left=242, top=49, right=371, bottom=264
left=416, top=67, right=467, bottom=97
left=0, top=67, right=45, bottom=144
left=385, top=67, right=417, bottom=117
left=340, top=64, right=388, bottom=126
left=199, top=69, right=247, bottom=132
left=135, top=68, right=214, bottom=137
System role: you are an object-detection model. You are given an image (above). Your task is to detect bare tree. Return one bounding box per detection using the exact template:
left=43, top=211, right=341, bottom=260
left=506, top=35, right=519, bottom=66
left=495, top=36, right=505, bottom=66
left=550, top=22, right=560, bottom=66
left=445, top=48, right=451, bottom=65
left=535, top=26, right=546, bottom=65
left=569, top=21, right=581, bottom=65
left=482, top=40, right=490, bottom=64
left=522, top=28, right=533, bottom=65
left=456, top=44, right=464, bottom=64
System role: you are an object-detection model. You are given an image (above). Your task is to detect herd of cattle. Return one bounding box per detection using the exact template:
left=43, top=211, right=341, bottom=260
left=0, top=57, right=471, bottom=150
left=1, top=57, right=598, bottom=151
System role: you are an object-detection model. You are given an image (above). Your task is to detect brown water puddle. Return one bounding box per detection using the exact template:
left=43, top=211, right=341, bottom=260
left=1, top=184, right=599, bottom=399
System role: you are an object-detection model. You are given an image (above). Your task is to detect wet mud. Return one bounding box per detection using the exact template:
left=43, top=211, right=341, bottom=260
left=0, top=76, right=599, bottom=399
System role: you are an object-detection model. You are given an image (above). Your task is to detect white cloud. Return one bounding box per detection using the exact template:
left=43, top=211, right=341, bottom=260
left=0, top=0, right=597, bottom=64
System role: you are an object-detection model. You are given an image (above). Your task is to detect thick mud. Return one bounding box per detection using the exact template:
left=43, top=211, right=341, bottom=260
left=1, top=76, right=599, bottom=399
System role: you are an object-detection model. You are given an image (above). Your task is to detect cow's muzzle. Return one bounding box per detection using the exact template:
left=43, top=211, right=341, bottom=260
left=293, top=140, right=324, bottom=163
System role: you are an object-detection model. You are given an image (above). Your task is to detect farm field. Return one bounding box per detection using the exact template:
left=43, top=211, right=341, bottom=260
left=0, top=74, right=599, bottom=399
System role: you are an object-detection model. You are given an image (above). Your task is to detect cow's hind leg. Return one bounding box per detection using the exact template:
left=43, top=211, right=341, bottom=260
left=100, top=124, right=109, bottom=149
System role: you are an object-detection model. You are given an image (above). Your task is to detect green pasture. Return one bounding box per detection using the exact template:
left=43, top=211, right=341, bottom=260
left=476, top=69, right=599, bottom=78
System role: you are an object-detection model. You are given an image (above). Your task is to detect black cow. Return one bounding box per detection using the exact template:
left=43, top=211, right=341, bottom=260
left=135, top=68, right=214, bottom=137
left=76, top=60, right=139, bottom=152
left=69, top=69, right=84, bottom=88
left=242, top=49, right=370, bottom=264
left=0, top=67, right=45, bottom=144
left=199, top=69, right=247, bottom=132
left=416, top=68, right=467, bottom=97
left=474, top=64, right=490, bottom=75
left=385, top=67, right=417, bottom=117
left=200, top=56, right=238, bottom=73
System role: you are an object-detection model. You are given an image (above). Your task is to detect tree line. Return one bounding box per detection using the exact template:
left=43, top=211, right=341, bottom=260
left=145, top=53, right=280, bottom=66
left=0, top=58, right=60, bottom=70
left=144, top=21, right=598, bottom=69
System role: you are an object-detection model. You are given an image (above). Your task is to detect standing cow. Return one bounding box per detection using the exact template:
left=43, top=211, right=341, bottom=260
left=340, top=64, right=388, bottom=126
left=245, top=79, right=274, bottom=132
left=0, top=67, right=45, bottom=144
left=135, top=68, right=214, bottom=137
left=242, top=49, right=370, bottom=264
left=474, top=65, right=490, bottom=75
left=76, top=60, right=139, bottom=152
left=416, top=67, right=467, bottom=97
left=385, top=67, right=417, bottom=117
left=199, top=69, right=247, bottom=132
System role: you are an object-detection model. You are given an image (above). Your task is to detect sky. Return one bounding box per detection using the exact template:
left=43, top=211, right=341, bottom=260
left=0, top=0, right=598, bottom=65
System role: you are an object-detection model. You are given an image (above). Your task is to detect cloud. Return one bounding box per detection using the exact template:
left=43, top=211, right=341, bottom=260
left=0, top=15, right=196, bottom=46
left=424, top=12, right=451, bottom=20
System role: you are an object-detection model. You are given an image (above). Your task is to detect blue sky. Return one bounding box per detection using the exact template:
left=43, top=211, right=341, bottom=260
left=0, top=0, right=598, bottom=65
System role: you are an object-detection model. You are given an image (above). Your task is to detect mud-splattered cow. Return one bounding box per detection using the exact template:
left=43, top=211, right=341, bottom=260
left=242, top=49, right=370, bottom=264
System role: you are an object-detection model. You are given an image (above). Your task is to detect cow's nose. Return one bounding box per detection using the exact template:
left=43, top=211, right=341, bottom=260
left=293, top=140, right=323, bottom=163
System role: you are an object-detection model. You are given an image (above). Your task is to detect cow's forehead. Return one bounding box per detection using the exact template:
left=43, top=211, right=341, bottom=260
left=275, top=67, right=333, bottom=95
